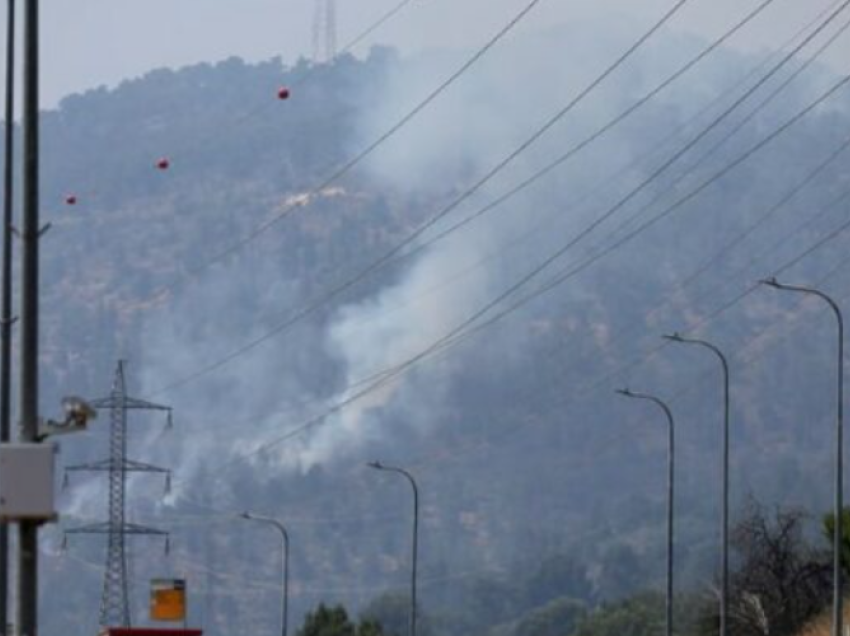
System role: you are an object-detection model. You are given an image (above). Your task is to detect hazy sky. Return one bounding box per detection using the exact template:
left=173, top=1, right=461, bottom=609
left=12, top=0, right=850, bottom=107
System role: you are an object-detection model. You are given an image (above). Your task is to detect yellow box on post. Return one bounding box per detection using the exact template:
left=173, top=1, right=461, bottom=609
left=150, top=579, right=186, bottom=622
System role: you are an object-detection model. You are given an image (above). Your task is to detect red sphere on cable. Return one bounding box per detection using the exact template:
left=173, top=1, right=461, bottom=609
left=277, top=86, right=291, bottom=100
left=156, top=157, right=170, bottom=171
left=65, top=195, right=77, bottom=206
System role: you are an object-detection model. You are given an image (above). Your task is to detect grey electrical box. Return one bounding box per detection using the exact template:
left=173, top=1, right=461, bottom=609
left=0, top=444, right=57, bottom=522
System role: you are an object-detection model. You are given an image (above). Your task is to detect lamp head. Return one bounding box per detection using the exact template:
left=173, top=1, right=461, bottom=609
left=759, top=276, right=780, bottom=288
left=615, top=388, right=633, bottom=397
left=239, top=511, right=252, bottom=520
left=367, top=460, right=384, bottom=470
left=663, top=332, right=684, bottom=342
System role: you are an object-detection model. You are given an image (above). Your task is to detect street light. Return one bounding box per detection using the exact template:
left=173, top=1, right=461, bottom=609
left=664, top=332, right=730, bottom=636
left=240, top=512, right=290, bottom=636
left=616, top=389, right=675, bottom=636
left=368, top=460, right=419, bottom=636
left=760, top=277, right=844, bottom=636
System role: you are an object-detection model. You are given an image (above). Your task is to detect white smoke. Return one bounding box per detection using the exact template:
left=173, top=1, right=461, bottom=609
left=298, top=19, right=702, bottom=462
left=127, top=13, right=750, bottom=487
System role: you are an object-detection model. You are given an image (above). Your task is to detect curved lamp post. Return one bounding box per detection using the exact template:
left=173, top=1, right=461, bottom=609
left=617, top=389, right=675, bottom=636
left=241, top=512, right=290, bottom=636
left=368, top=461, right=419, bottom=636
left=664, top=332, right=730, bottom=636
left=760, top=277, right=844, bottom=636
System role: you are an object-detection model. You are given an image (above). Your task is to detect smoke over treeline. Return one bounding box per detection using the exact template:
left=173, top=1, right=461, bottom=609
left=21, top=12, right=850, bottom=635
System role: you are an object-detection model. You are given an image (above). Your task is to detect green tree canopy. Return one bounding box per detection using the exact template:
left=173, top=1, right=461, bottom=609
left=361, top=592, right=427, bottom=636
left=821, top=508, right=850, bottom=576
left=572, top=592, right=663, bottom=636
left=298, top=603, right=386, bottom=636
left=514, top=597, right=587, bottom=636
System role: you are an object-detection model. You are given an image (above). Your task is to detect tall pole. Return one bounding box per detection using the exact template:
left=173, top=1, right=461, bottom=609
left=0, top=0, right=16, bottom=629
left=368, top=461, right=419, bottom=636
left=18, top=0, right=38, bottom=630
left=760, top=277, right=844, bottom=636
left=617, top=389, right=675, bottom=636
left=240, top=513, right=289, bottom=636
left=664, top=333, right=729, bottom=636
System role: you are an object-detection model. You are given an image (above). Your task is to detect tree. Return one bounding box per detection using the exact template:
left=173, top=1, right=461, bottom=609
left=571, top=592, right=663, bottom=636
left=698, top=503, right=829, bottom=636
left=821, top=508, right=850, bottom=576
left=595, top=545, right=645, bottom=601
left=299, top=604, right=386, bottom=636
left=513, top=597, right=587, bottom=636
left=524, top=554, right=593, bottom=606
left=361, top=592, right=429, bottom=636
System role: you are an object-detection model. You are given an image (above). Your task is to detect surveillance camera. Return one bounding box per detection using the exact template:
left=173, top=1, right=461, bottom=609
left=61, top=396, right=97, bottom=429
left=36, top=397, right=98, bottom=440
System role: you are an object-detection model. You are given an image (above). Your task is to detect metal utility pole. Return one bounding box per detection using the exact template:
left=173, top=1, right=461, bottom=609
left=240, top=512, right=289, bottom=636
left=312, top=0, right=337, bottom=64
left=65, top=361, right=172, bottom=629
left=18, top=0, right=39, bottom=630
left=0, top=0, right=16, bottom=629
left=664, top=333, right=730, bottom=636
left=368, top=461, right=419, bottom=636
left=760, top=277, right=844, bottom=636
left=616, top=389, right=675, bottom=636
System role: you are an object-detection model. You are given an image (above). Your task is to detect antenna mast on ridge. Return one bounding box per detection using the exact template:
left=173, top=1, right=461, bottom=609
left=313, top=0, right=338, bottom=64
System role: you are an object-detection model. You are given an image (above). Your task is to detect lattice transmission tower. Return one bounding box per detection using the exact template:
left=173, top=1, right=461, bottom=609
left=313, top=0, right=338, bottom=64
left=65, top=360, right=173, bottom=629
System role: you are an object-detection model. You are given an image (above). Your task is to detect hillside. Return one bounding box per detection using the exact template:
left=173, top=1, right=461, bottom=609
left=15, top=22, right=850, bottom=636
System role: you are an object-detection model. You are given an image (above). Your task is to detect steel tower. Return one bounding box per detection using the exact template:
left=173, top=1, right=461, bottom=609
left=313, top=0, right=337, bottom=63
left=65, top=360, right=172, bottom=629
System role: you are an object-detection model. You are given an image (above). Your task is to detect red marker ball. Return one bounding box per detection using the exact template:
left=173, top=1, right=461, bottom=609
left=277, top=86, right=291, bottom=100
left=156, top=158, right=170, bottom=170
left=65, top=195, right=77, bottom=206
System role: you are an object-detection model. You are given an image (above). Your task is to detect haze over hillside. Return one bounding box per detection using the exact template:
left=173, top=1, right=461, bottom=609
left=14, top=15, right=850, bottom=636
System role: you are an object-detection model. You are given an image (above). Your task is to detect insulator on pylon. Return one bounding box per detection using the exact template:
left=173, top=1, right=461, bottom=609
left=164, top=472, right=172, bottom=495
left=164, top=536, right=171, bottom=556
left=62, top=472, right=69, bottom=491
left=61, top=535, right=68, bottom=552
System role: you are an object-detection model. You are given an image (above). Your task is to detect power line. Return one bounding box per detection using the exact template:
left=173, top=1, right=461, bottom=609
left=166, top=242, right=850, bottom=534
left=154, top=39, right=850, bottom=497
left=402, top=234, right=850, bottom=475
left=153, top=0, right=845, bottom=398
left=327, top=65, right=850, bottom=400
left=682, top=132, right=850, bottom=289
left=171, top=0, right=549, bottom=285
left=395, top=0, right=789, bottom=266
left=225, top=68, right=850, bottom=463
left=339, top=0, right=418, bottom=54
left=134, top=3, right=846, bottom=496
left=132, top=0, right=426, bottom=168
left=150, top=0, right=699, bottom=395
left=152, top=1, right=848, bottom=472
left=150, top=198, right=850, bottom=539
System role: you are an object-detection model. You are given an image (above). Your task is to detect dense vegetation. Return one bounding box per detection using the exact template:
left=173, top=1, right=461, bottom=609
left=12, top=20, right=850, bottom=636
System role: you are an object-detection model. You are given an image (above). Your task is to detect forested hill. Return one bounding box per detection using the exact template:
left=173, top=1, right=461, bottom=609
left=18, top=22, right=850, bottom=636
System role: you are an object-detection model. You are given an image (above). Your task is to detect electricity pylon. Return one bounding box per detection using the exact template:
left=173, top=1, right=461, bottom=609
left=65, top=360, right=172, bottom=629
left=313, top=0, right=337, bottom=64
